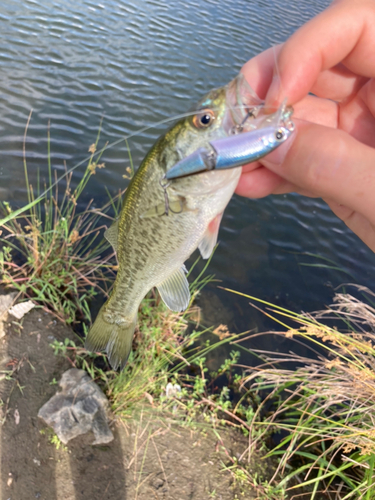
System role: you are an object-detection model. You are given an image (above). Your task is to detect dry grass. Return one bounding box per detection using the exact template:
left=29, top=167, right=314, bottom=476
left=224, top=286, right=375, bottom=499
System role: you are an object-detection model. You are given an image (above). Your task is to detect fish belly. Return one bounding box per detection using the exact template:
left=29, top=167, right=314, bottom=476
left=117, top=167, right=242, bottom=307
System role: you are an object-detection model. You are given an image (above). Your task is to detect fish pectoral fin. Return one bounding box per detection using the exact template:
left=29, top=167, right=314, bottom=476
left=156, top=266, right=190, bottom=312
left=198, top=212, right=223, bottom=259
left=140, top=197, right=192, bottom=219
left=104, top=219, right=119, bottom=253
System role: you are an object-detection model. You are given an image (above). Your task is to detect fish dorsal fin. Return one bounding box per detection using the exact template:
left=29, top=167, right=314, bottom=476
left=104, top=219, right=119, bottom=253
left=198, top=213, right=223, bottom=259
left=156, top=266, right=190, bottom=312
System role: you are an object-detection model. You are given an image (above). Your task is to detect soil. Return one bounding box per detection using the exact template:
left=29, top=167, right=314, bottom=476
left=0, top=306, right=269, bottom=500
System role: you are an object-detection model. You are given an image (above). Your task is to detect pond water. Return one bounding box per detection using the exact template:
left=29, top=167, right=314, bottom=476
left=1, top=0, right=374, bottom=362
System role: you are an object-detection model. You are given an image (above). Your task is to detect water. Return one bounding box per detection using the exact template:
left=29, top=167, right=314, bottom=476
left=1, top=0, right=374, bottom=360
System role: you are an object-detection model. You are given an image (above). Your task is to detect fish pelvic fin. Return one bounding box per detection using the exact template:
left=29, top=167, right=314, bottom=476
left=198, top=212, right=223, bottom=259
left=85, top=305, right=137, bottom=371
left=156, top=266, right=190, bottom=312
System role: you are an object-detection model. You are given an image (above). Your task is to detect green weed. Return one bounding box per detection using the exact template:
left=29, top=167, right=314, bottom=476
left=0, top=121, right=122, bottom=325
left=40, top=428, right=69, bottom=452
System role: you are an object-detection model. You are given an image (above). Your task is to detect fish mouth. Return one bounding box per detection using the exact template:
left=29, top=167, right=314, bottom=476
left=223, top=73, right=294, bottom=134
left=223, top=73, right=264, bottom=135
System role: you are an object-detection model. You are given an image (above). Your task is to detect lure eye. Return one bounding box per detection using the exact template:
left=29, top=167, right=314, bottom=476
left=275, top=129, right=285, bottom=141
left=193, top=109, right=215, bottom=129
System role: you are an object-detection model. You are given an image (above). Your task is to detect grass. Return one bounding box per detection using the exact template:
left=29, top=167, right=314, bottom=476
left=37, top=278, right=375, bottom=499
left=39, top=428, right=69, bottom=452
left=102, top=291, right=287, bottom=499
left=4, top=118, right=375, bottom=499
left=0, top=121, right=122, bottom=326
left=48, top=256, right=286, bottom=498
left=0, top=122, right=282, bottom=497
left=222, top=286, right=375, bottom=499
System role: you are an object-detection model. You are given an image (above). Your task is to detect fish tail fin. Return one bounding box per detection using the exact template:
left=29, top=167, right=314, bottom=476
left=85, top=305, right=137, bottom=371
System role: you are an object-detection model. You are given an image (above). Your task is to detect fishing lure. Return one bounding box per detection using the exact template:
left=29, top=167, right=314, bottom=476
left=165, top=99, right=294, bottom=181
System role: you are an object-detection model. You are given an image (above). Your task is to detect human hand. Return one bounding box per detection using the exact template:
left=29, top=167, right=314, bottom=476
left=236, top=0, right=375, bottom=252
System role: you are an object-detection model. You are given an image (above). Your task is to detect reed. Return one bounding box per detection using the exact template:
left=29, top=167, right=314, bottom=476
left=223, top=286, right=375, bottom=499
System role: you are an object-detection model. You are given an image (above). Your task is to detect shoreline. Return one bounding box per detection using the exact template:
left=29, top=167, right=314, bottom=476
left=0, top=305, right=269, bottom=500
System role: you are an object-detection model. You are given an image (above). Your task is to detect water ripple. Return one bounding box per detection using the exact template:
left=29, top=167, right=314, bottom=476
left=2, top=0, right=374, bottom=326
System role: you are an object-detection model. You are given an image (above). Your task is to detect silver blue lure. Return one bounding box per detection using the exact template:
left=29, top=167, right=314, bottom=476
left=165, top=97, right=295, bottom=181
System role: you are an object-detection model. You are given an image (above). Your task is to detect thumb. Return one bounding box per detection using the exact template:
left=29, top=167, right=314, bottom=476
left=260, top=119, right=375, bottom=222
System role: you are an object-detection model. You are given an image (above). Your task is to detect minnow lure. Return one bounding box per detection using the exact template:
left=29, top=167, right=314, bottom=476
left=165, top=98, right=294, bottom=180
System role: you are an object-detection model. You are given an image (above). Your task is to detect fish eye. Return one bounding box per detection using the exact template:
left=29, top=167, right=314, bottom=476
left=192, top=109, right=215, bottom=129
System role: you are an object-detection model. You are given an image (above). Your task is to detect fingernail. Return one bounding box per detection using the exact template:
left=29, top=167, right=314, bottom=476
left=265, top=74, right=281, bottom=113
left=261, top=128, right=296, bottom=168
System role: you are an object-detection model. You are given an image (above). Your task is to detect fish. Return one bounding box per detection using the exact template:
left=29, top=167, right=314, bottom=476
left=85, top=73, right=289, bottom=370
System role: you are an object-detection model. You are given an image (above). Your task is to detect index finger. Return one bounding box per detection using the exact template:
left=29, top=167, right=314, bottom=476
left=266, top=0, right=375, bottom=109
left=240, top=45, right=281, bottom=99
left=241, top=44, right=367, bottom=107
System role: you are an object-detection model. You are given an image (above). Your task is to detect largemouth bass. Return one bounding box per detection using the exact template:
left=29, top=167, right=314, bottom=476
left=85, top=74, right=274, bottom=370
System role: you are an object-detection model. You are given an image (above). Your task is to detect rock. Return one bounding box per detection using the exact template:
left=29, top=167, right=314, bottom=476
left=165, top=383, right=181, bottom=398
left=0, top=292, right=16, bottom=319
left=0, top=292, right=17, bottom=338
left=8, top=300, right=35, bottom=319
left=38, top=368, right=114, bottom=445
left=0, top=294, right=36, bottom=337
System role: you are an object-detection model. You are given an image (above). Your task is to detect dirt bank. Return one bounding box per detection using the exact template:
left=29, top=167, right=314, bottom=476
left=0, top=307, right=266, bottom=500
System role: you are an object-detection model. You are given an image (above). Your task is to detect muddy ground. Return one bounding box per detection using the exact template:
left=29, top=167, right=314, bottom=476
left=0, top=305, right=276, bottom=500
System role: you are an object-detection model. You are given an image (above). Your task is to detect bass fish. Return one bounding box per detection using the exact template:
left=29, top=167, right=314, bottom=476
left=85, top=74, right=294, bottom=370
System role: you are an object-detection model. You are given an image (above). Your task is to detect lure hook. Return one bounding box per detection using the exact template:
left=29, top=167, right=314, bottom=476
left=230, top=107, right=257, bottom=135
